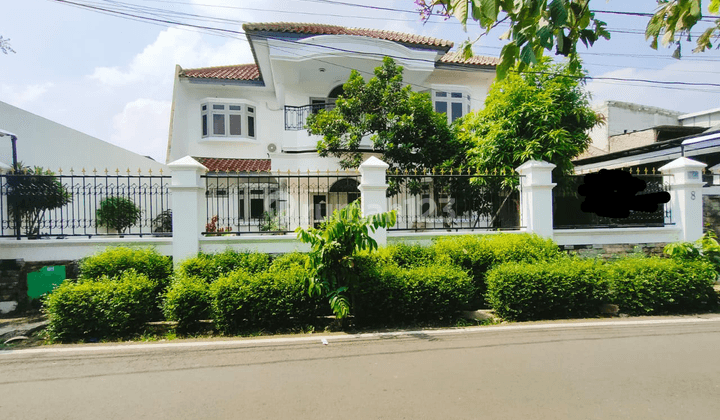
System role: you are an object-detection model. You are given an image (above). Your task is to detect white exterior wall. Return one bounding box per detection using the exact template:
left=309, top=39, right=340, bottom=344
left=680, top=108, right=720, bottom=128
left=0, top=101, right=166, bottom=173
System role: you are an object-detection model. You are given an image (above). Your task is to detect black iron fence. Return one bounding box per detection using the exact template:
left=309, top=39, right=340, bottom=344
left=0, top=171, right=171, bottom=238
left=204, top=171, right=361, bottom=235
left=387, top=171, right=523, bottom=231
left=554, top=173, right=672, bottom=229
left=284, top=103, right=336, bottom=130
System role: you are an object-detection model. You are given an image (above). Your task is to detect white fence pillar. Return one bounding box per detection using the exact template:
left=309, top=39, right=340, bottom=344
left=168, top=156, right=207, bottom=266
left=358, top=156, right=389, bottom=247
left=660, top=157, right=706, bottom=242
left=516, top=160, right=556, bottom=238
left=710, top=162, right=720, bottom=186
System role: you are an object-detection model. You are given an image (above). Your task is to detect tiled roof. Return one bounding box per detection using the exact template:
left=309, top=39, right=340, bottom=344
left=243, top=22, right=453, bottom=49
left=438, top=52, right=500, bottom=67
left=194, top=157, right=271, bottom=172
left=182, top=64, right=260, bottom=81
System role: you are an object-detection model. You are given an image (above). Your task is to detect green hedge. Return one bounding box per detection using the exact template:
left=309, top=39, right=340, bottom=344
left=486, top=257, right=607, bottom=321
left=162, top=275, right=212, bottom=333
left=606, top=257, right=718, bottom=315
left=268, top=252, right=309, bottom=273
left=210, top=266, right=322, bottom=334
left=44, top=270, right=157, bottom=341
left=353, top=257, right=474, bottom=325
left=432, top=233, right=560, bottom=305
left=79, top=247, right=172, bottom=282
left=375, top=243, right=442, bottom=268
left=177, top=250, right=269, bottom=282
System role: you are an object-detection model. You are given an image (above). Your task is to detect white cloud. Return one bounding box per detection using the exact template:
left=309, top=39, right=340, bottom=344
left=110, top=99, right=171, bottom=163
left=0, top=82, right=54, bottom=108
left=89, top=27, right=252, bottom=88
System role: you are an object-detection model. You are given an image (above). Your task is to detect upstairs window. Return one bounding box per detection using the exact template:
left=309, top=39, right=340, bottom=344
left=201, top=101, right=256, bottom=140
left=433, top=90, right=471, bottom=124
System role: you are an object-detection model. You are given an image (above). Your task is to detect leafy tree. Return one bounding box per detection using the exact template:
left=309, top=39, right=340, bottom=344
left=456, top=57, right=601, bottom=187
left=6, top=165, right=71, bottom=237
left=296, top=200, right=396, bottom=319
left=0, top=36, right=15, bottom=55
left=96, top=197, right=142, bottom=233
left=306, top=56, right=462, bottom=171
left=416, top=0, right=719, bottom=78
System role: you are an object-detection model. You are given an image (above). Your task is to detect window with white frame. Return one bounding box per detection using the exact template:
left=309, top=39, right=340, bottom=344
left=433, top=90, right=471, bottom=124
left=201, top=101, right=256, bottom=140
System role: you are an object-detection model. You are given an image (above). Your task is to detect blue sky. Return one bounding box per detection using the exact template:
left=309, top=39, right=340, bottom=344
left=2, top=0, right=719, bottom=164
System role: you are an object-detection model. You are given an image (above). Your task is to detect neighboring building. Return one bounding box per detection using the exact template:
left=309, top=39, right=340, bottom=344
left=0, top=100, right=166, bottom=173
left=580, top=101, right=720, bottom=161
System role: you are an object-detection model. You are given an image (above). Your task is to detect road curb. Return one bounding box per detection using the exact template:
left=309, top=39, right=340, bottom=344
left=3, top=315, right=720, bottom=356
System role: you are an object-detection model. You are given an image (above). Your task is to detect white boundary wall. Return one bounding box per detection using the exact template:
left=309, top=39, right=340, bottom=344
left=0, top=156, right=707, bottom=264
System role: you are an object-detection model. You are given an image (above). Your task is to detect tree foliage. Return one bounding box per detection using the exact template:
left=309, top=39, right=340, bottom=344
left=296, top=200, right=396, bottom=319
left=417, top=0, right=719, bottom=78
left=6, top=165, right=71, bottom=237
left=306, top=56, right=462, bottom=171
left=456, top=58, right=601, bottom=186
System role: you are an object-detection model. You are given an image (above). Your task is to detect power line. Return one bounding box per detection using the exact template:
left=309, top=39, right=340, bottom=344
left=50, top=0, right=720, bottom=89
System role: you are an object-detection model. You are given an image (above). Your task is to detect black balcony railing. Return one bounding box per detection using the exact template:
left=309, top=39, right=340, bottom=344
left=284, top=103, right=336, bottom=131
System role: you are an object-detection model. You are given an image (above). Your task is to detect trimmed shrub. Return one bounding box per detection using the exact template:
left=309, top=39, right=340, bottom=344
left=162, top=275, right=212, bottom=333
left=269, top=252, right=309, bottom=273
left=353, top=256, right=474, bottom=325
left=44, top=270, right=157, bottom=341
left=96, top=196, right=141, bottom=233
left=79, top=246, right=172, bottom=282
left=432, top=233, right=560, bottom=305
left=486, top=257, right=608, bottom=321
left=375, top=243, right=442, bottom=268
left=177, top=250, right=269, bottom=282
left=606, top=257, right=718, bottom=315
left=210, top=266, right=322, bottom=334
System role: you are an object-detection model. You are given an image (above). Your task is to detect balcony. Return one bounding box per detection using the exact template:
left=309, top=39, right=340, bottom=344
left=284, top=103, right=336, bottom=131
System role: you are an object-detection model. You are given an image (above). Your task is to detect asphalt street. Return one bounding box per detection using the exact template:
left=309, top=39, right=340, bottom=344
left=2, top=317, right=720, bottom=420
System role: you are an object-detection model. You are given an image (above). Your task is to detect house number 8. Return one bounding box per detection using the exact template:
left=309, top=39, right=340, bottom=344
left=691, top=191, right=696, bottom=200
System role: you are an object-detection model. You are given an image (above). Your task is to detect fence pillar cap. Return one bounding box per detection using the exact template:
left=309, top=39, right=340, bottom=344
left=515, top=160, right=556, bottom=174
left=709, top=162, right=720, bottom=173
left=168, top=156, right=207, bottom=172
left=658, top=157, right=706, bottom=173
left=359, top=156, right=389, bottom=170
left=0, top=161, right=11, bottom=174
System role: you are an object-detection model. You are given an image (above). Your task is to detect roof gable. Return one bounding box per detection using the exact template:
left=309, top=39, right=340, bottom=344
left=243, top=22, right=453, bottom=50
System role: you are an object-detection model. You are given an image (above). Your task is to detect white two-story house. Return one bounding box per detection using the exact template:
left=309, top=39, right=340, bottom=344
left=166, top=22, right=498, bottom=231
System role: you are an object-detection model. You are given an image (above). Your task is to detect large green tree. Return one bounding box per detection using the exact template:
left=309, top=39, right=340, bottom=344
left=456, top=58, right=601, bottom=186
left=306, top=56, right=462, bottom=171
left=416, top=0, right=720, bottom=78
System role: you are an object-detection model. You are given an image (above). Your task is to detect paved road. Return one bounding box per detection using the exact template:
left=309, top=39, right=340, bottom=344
left=2, top=317, right=720, bottom=420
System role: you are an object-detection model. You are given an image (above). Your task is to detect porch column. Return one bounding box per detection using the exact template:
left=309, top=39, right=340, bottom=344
left=358, top=156, right=389, bottom=247
left=660, top=157, right=707, bottom=242
left=515, top=160, right=556, bottom=238
left=168, top=156, right=207, bottom=266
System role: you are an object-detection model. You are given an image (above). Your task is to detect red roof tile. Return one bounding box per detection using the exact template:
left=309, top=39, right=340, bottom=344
left=182, top=64, right=260, bottom=81
left=194, top=157, right=271, bottom=172
left=439, top=52, right=500, bottom=67
left=243, top=22, right=453, bottom=49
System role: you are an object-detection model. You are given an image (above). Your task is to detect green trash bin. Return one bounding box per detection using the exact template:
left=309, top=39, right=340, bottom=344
left=27, top=265, right=66, bottom=299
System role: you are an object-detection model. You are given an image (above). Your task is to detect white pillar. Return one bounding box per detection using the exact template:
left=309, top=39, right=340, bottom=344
left=515, top=160, right=556, bottom=238
left=358, top=156, right=389, bottom=247
left=0, top=161, right=11, bottom=174
left=660, top=157, right=707, bottom=242
left=168, top=156, right=207, bottom=266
